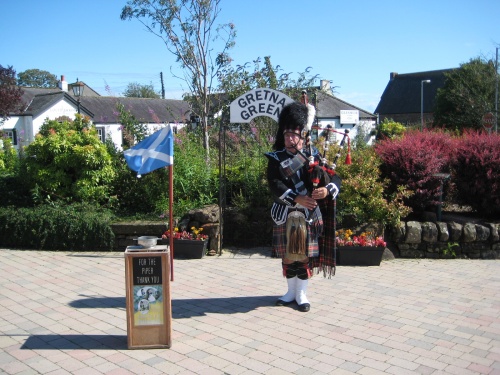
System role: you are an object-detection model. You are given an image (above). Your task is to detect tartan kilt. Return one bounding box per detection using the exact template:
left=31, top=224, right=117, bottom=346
left=272, top=206, right=323, bottom=258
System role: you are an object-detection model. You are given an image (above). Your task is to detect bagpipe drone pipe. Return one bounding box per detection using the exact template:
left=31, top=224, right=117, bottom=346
left=300, top=90, right=351, bottom=191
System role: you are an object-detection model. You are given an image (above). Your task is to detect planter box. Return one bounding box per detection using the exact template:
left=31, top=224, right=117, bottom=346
left=172, top=239, right=208, bottom=259
left=336, top=246, right=384, bottom=266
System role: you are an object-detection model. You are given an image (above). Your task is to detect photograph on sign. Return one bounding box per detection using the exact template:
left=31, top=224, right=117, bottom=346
left=132, top=256, right=164, bottom=326
left=133, top=285, right=164, bottom=326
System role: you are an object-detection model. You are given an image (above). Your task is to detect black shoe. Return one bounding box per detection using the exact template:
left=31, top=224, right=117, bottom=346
left=298, top=303, right=310, bottom=312
left=276, top=298, right=294, bottom=306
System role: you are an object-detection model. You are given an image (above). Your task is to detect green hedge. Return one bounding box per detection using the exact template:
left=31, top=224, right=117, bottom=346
left=0, top=204, right=115, bottom=251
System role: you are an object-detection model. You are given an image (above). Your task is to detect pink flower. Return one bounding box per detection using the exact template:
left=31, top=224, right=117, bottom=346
left=336, top=229, right=385, bottom=248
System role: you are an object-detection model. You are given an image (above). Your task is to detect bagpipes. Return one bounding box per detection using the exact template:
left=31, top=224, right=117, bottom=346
left=300, top=91, right=351, bottom=189
left=300, top=91, right=350, bottom=273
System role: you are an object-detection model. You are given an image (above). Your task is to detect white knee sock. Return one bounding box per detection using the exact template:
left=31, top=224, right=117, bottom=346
left=295, top=278, right=310, bottom=305
left=280, top=276, right=297, bottom=302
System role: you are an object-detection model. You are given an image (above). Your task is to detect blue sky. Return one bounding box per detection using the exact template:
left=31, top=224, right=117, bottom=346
left=2, top=0, right=498, bottom=113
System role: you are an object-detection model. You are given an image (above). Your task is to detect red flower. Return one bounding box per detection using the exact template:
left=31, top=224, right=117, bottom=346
left=335, top=229, right=385, bottom=248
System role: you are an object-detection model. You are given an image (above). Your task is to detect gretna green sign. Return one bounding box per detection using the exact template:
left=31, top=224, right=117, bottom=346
left=230, top=88, right=293, bottom=123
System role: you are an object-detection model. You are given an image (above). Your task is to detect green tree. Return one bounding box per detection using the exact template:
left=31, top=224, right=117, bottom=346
left=0, top=65, right=23, bottom=121
left=333, top=146, right=412, bottom=227
left=115, top=101, right=148, bottom=148
left=21, top=116, right=116, bottom=205
left=17, top=68, right=58, bottom=88
left=121, top=0, right=236, bottom=159
left=433, top=57, right=498, bottom=131
left=123, top=82, right=160, bottom=98
left=218, top=56, right=319, bottom=103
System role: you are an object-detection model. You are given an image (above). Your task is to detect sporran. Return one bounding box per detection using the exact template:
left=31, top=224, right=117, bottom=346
left=286, top=210, right=308, bottom=259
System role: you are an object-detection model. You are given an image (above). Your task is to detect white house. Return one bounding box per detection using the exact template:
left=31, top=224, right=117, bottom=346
left=1, top=76, right=191, bottom=151
left=312, top=82, right=377, bottom=145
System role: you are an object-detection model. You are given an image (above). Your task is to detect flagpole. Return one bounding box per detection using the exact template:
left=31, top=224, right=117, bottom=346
left=122, top=126, right=175, bottom=280
left=169, top=165, right=174, bottom=282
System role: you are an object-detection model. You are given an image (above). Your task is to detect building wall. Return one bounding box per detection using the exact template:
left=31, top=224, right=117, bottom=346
left=33, top=99, right=79, bottom=139
left=1, top=115, right=33, bottom=148
left=316, top=118, right=377, bottom=145
left=98, top=124, right=123, bottom=149
left=2, top=114, right=186, bottom=152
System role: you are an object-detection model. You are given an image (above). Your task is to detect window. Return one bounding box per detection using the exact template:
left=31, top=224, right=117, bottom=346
left=2, top=130, right=17, bottom=145
left=96, top=127, right=106, bottom=143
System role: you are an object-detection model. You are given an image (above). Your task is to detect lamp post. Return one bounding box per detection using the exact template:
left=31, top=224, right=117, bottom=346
left=72, top=79, right=85, bottom=114
left=421, top=79, right=431, bottom=130
left=495, top=47, right=498, bottom=133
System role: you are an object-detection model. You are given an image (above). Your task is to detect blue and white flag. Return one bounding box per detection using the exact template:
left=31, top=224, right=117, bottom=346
left=124, top=126, right=174, bottom=177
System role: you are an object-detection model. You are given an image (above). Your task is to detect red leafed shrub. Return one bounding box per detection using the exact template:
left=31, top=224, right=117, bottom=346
left=374, top=130, right=456, bottom=212
left=451, top=131, right=500, bottom=216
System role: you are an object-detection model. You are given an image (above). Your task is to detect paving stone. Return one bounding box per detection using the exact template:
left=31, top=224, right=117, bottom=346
left=0, top=249, right=498, bottom=374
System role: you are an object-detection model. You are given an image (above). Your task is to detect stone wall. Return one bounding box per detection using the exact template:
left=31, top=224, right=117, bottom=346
left=110, top=209, right=500, bottom=260
left=111, top=204, right=221, bottom=253
left=390, top=221, right=500, bottom=259
left=111, top=222, right=165, bottom=251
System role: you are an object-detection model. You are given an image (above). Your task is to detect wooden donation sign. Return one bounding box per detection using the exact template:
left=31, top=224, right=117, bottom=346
left=125, top=245, right=171, bottom=349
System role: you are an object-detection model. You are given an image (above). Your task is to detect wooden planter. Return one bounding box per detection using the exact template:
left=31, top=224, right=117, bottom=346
left=172, top=239, right=208, bottom=259
left=336, top=246, right=384, bottom=266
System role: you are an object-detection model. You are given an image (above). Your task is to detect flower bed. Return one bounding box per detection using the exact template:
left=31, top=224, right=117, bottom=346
left=336, top=229, right=386, bottom=266
left=336, top=229, right=386, bottom=248
left=162, top=227, right=208, bottom=241
left=162, top=227, right=209, bottom=259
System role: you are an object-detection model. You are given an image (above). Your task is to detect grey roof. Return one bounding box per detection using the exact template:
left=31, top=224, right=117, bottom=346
left=20, top=87, right=61, bottom=109
left=17, top=87, right=190, bottom=124
left=80, top=97, right=191, bottom=124
left=375, top=69, right=455, bottom=115
left=27, top=92, right=69, bottom=115
left=20, top=89, right=94, bottom=118
left=314, top=90, right=376, bottom=119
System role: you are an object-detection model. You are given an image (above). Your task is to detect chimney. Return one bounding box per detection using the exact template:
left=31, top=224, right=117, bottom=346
left=58, top=75, right=68, bottom=91
left=390, top=72, right=398, bottom=80
left=320, top=79, right=331, bottom=92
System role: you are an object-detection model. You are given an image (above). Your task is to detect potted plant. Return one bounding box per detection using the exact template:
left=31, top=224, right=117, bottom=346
left=335, top=229, right=387, bottom=266
left=162, top=227, right=209, bottom=259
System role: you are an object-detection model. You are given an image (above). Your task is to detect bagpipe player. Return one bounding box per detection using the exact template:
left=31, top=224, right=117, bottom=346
left=265, top=100, right=341, bottom=312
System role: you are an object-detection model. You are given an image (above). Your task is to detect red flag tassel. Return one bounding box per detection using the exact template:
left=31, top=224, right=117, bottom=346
left=345, top=138, right=352, bottom=165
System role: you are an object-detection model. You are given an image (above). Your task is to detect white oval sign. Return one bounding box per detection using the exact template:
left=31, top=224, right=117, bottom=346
left=230, top=88, right=293, bottom=123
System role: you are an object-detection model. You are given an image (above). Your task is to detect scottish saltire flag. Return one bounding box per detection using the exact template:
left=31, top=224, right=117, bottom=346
left=124, top=125, right=174, bottom=177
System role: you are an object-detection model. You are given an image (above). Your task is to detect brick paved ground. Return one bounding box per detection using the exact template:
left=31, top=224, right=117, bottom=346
left=0, top=248, right=499, bottom=374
